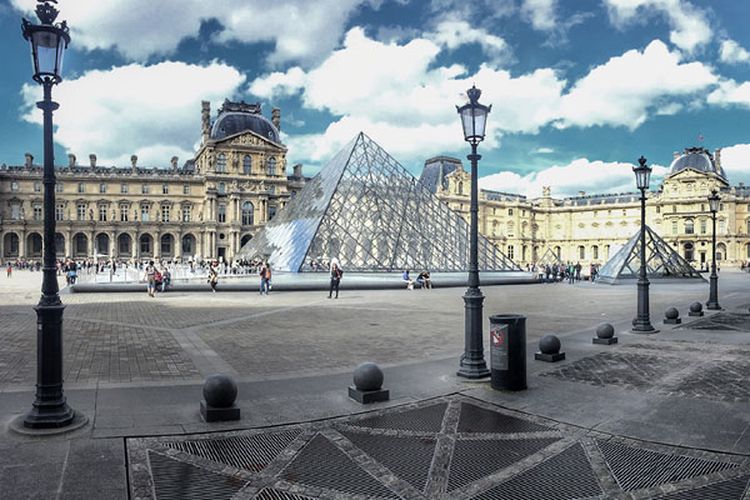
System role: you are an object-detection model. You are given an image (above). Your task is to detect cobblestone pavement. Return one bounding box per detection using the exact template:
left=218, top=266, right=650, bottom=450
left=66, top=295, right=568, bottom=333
left=127, top=394, right=750, bottom=500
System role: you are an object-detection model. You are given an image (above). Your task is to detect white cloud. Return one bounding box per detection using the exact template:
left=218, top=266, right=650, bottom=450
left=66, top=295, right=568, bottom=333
left=11, top=0, right=370, bottom=66
left=719, top=144, right=750, bottom=177
left=707, top=79, right=750, bottom=109
left=429, top=20, right=511, bottom=64
left=20, top=61, right=246, bottom=166
left=556, top=40, right=717, bottom=129
left=603, top=0, right=712, bottom=53
left=719, top=39, right=750, bottom=64
left=520, top=0, right=557, bottom=31
left=479, top=158, right=670, bottom=198
left=533, top=147, right=555, bottom=154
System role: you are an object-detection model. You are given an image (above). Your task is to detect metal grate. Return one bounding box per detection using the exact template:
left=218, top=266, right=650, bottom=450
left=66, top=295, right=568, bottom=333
left=282, top=433, right=398, bottom=498
left=165, top=430, right=301, bottom=472
left=597, top=440, right=739, bottom=491
left=683, top=313, right=750, bottom=332
left=351, top=402, right=448, bottom=432
left=448, top=437, right=560, bottom=491
left=472, top=443, right=602, bottom=500
left=255, top=488, right=316, bottom=500
left=148, top=451, right=247, bottom=500
left=457, top=403, right=552, bottom=434
left=340, top=429, right=436, bottom=492
left=656, top=474, right=750, bottom=499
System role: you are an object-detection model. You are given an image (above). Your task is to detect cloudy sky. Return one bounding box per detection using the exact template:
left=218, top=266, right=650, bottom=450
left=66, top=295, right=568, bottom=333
left=2, top=0, right=750, bottom=197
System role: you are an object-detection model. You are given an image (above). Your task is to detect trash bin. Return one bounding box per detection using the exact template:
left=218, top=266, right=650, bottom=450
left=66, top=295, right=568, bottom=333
left=489, top=314, right=527, bottom=391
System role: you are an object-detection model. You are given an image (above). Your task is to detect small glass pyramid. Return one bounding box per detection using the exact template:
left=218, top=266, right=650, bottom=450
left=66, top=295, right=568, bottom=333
left=237, top=132, right=520, bottom=272
left=596, top=225, right=705, bottom=284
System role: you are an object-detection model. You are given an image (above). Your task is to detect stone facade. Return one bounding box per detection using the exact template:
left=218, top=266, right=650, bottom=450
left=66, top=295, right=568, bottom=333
left=431, top=147, right=750, bottom=268
left=0, top=99, right=305, bottom=262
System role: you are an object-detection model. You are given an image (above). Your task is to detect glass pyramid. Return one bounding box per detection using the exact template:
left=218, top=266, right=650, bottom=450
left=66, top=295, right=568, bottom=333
left=596, top=225, right=705, bottom=284
left=537, top=247, right=564, bottom=266
left=237, top=132, right=520, bottom=273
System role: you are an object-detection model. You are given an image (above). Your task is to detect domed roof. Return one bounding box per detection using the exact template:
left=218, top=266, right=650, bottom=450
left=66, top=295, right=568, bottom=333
left=209, top=100, right=280, bottom=143
left=669, top=147, right=725, bottom=178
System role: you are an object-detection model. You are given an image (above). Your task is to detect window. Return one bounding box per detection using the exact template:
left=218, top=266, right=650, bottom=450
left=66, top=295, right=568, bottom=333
left=33, top=204, right=42, bottom=221
left=142, top=184, right=149, bottom=194
left=701, top=204, right=705, bottom=212
left=77, top=204, right=86, bottom=221
left=700, top=219, right=707, bottom=234
left=99, top=205, right=107, bottom=222
left=121, top=183, right=128, bottom=194
left=243, top=155, right=252, bottom=174
left=655, top=205, right=660, bottom=214
left=34, top=181, right=41, bottom=193
left=592, top=245, right=599, bottom=260
left=161, top=205, right=170, bottom=222
left=672, top=220, right=678, bottom=234
left=10, top=204, right=21, bottom=220
left=183, top=184, right=190, bottom=195
left=747, top=219, right=750, bottom=235
left=684, top=219, right=694, bottom=234
left=99, top=183, right=107, bottom=194
left=218, top=204, right=226, bottom=223
left=77, top=182, right=85, bottom=193
left=162, top=184, right=169, bottom=195
left=218, top=182, right=225, bottom=194
left=120, top=204, right=129, bottom=222
left=266, top=157, right=276, bottom=176
left=458, top=182, right=463, bottom=195
left=672, top=205, right=676, bottom=213
left=507, top=245, right=514, bottom=259
left=216, top=153, right=227, bottom=173
left=508, top=208, right=513, bottom=216
left=578, top=245, right=585, bottom=260
left=719, top=219, right=726, bottom=233
left=182, top=206, right=191, bottom=222
left=241, top=201, right=254, bottom=225
left=268, top=204, right=277, bottom=220
left=55, top=183, right=63, bottom=193
left=141, top=205, right=150, bottom=222
left=55, top=203, right=64, bottom=221
left=10, top=181, right=19, bottom=192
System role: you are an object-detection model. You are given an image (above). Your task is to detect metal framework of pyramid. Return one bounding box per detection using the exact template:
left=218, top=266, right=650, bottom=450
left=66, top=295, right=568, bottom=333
left=537, top=247, right=564, bottom=266
left=596, top=225, right=705, bottom=284
left=237, top=132, right=520, bottom=273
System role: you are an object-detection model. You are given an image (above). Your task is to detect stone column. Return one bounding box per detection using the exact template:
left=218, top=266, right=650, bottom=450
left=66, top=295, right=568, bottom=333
left=19, top=229, right=27, bottom=259
left=132, top=232, right=138, bottom=261
left=175, top=232, right=182, bottom=260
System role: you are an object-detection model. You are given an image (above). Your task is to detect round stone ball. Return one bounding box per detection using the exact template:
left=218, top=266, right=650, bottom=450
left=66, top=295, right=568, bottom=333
left=202, top=374, right=238, bottom=408
left=665, top=307, right=679, bottom=320
left=596, top=323, right=615, bottom=339
left=689, top=301, right=703, bottom=314
left=539, top=335, right=561, bottom=355
left=353, top=362, right=384, bottom=391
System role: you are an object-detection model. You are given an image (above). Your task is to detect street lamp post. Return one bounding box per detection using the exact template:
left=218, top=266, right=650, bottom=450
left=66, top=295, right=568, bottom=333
left=632, top=156, right=657, bottom=334
left=21, top=0, right=77, bottom=428
left=706, top=189, right=721, bottom=310
left=456, top=85, right=492, bottom=378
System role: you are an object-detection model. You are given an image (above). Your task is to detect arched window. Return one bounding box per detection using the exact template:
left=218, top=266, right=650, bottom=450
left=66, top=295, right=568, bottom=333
left=181, top=234, right=196, bottom=257
left=3, top=233, right=19, bottom=258
left=458, top=181, right=463, bottom=195
left=684, top=219, right=694, bottom=234
left=592, top=245, right=599, bottom=260
left=243, top=155, right=252, bottom=174
left=747, top=219, right=750, bottom=234
left=160, top=234, right=174, bottom=257
left=266, top=157, right=276, bottom=176
left=242, top=201, right=254, bottom=225
left=578, top=245, right=585, bottom=260
left=746, top=243, right=750, bottom=259
left=717, top=243, right=726, bottom=261
left=216, top=153, right=226, bottom=173
left=139, top=234, right=153, bottom=256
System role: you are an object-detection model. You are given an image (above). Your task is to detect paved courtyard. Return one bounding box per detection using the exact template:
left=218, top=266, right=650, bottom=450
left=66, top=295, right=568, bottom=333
left=0, top=270, right=749, bottom=498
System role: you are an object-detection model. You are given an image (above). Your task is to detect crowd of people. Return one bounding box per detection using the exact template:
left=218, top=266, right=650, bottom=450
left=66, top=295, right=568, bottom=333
left=527, top=262, right=601, bottom=283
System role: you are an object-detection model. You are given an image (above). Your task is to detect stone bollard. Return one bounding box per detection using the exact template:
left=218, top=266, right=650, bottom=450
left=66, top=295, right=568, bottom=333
left=688, top=302, right=704, bottom=317
left=664, top=307, right=682, bottom=324
left=349, top=362, right=389, bottom=404
left=593, top=322, right=618, bottom=345
left=535, top=335, right=565, bottom=362
left=200, top=374, right=240, bottom=422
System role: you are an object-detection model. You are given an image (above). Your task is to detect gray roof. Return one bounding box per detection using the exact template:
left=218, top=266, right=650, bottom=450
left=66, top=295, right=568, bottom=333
left=210, top=111, right=280, bottom=143
left=418, top=156, right=461, bottom=194
left=669, top=147, right=725, bottom=179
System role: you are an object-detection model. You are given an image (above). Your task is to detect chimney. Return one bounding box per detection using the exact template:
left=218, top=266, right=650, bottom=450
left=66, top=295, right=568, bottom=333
left=24, top=153, right=33, bottom=168
left=201, top=101, right=211, bottom=144
left=578, top=191, right=586, bottom=197
left=89, top=154, right=97, bottom=167
left=67, top=153, right=76, bottom=168
left=293, top=163, right=302, bottom=177
left=673, top=151, right=681, bottom=160
left=714, top=148, right=722, bottom=168
left=170, top=156, right=179, bottom=170
left=272, top=108, right=281, bottom=131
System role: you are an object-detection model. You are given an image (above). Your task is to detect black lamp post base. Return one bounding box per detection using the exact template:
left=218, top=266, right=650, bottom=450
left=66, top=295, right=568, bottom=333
left=705, top=303, right=722, bottom=310
left=11, top=410, right=88, bottom=436
left=631, top=325, right=659, bottom=334
left=23, top=403, right=76, bottom=429
left=457, top=361, right=490, bottom=379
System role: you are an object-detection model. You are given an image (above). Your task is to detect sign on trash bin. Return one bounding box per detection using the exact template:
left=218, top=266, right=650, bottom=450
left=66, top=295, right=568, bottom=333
left=489, top=314, right=527, bottom=391
left=490, top=322, right=508, bottom=370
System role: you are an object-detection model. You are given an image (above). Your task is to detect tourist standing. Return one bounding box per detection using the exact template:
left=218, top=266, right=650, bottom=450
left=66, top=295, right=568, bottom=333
left=328, top=262, right=343, bottom=298
left=259, top=261, right=272, bottom=295
left=144, top=260, right=157, bottom=297
left=6, top=263, right=11, bottom=278
left=208, top=262, right=219, bottom=293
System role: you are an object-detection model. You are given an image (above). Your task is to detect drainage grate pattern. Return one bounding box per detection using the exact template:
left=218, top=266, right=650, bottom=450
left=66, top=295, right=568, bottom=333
left=351, top=402, right=447, bottom=432
left=597, top=440, right=739, bottom=491
left=166, top=429, right=301, bottom=472
left=340, top=429, right=436, bottom=492
left=656, top=474, right=750, bottom=499
left=448, top=437, right=560, bottom=491
left=148, top=451, right=247, bottom=500
left=683, top=313, right=750, bottom=332
left=255, top=488, right=316, bottom=500
left=472, top=443, right=602, bottom=500
left=457, top=403, right=552, bottom=434
left=282, top=433, right=398, bottom=498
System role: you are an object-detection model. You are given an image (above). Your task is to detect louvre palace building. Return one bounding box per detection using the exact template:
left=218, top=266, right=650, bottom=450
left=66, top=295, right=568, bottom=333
left=1, top=98, right=749, bottom=269
left=426, top=147, right=750, bottom=269
left=0, top=99, right=304, bottom=263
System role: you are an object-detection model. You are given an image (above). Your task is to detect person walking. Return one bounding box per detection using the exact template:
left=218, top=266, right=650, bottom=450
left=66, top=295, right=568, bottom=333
left=208, top=262, right=219, bottom=293
left=259, top=261, right=272, bottom=295
left=328, top=262, right=343, bottom=298
left=144, top=260, right=157, bottom=297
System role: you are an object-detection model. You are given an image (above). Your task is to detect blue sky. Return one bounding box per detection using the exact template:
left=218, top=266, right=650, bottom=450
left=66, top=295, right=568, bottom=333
left=3, top=0, right=750, bottom=197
